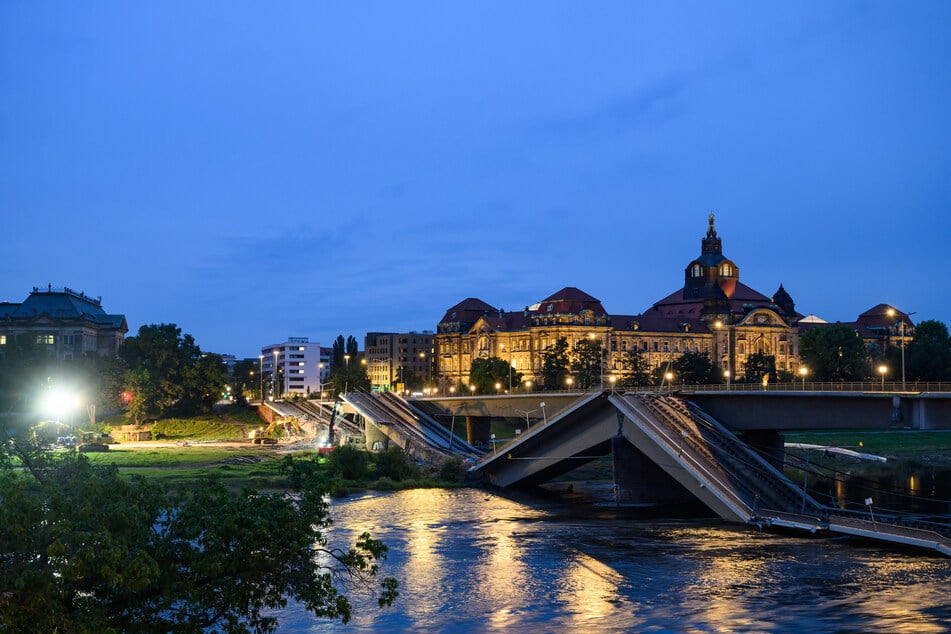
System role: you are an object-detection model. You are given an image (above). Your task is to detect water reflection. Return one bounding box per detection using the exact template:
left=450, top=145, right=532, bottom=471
left=278, top=488, right=951, bottom=633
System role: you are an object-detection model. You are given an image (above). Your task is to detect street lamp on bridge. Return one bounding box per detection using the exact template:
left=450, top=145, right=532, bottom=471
left=799, top=366, right=808, bottom=391
left=878, top=364, right=888, bottom=392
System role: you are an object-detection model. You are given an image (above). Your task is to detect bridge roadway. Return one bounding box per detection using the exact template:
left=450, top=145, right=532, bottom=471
left=338, top=391, right=483, bottom=461
left=457, top=390, right=951, bottom=556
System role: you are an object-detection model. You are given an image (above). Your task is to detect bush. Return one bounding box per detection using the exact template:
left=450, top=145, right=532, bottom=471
left=372, top=446, right=420, bottom=481
left=326, top=444, right=370, bottom=480
left=438, top=455, right=469, bottom=482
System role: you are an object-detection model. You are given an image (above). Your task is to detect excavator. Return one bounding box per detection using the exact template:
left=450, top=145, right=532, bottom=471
left=77, top=430, right=113, bottom=452
left=248, top=416, right=304, bottom=445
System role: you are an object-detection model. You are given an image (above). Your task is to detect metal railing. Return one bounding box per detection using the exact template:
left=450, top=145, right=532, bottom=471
left=672, top=381, right=951, bottom=394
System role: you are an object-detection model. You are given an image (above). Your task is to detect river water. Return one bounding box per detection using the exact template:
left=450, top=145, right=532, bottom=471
left=272, top=486, right=951, bottom=633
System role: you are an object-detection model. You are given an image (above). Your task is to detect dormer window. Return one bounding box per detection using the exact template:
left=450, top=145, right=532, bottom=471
left=720, top=263, right=733, bottom=277
left=691, top=264, right=702, bottom=277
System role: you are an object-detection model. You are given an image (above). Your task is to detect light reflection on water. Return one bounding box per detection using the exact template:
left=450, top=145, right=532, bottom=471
left=275, top=488, right=951, bottom=633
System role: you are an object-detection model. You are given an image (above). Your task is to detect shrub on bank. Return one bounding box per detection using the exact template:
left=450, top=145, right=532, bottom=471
left=327, top=444, right=370, bottom=480
left=438, top=455, right=469, bottom=482
left=373, top=446, right=420, bottom=481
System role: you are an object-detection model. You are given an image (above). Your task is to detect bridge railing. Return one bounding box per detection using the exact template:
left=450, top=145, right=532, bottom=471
left=669, top=381, right=951, bottom=394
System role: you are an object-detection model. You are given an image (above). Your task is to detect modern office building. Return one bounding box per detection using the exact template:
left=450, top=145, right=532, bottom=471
left=260, top=337, right=322, bottom=398
left=0, top=286, right=128, bottom=360
left=365, top=331, right=436, bottom=393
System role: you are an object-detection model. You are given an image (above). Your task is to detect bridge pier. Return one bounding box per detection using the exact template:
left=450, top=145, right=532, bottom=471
left=466, top=415, right=491, bottom=449
left=364, top=421, right=390, bottom=453
left=611, top=436, right=694, bottom=506
left=739, top=430, right=784, bottom=472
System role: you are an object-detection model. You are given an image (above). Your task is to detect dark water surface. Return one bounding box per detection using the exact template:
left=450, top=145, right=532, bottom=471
left=272, top=486, right=951, bottom=633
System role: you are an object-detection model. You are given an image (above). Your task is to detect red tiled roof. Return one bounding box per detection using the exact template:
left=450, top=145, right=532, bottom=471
left=533, top=287, right=607, bottom=316
left=439, top=298, right=497, bottom=325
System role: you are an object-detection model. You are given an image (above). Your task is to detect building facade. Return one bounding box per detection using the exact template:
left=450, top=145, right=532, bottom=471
left=261, top=337, right=322, bottom=398
left=365, top=331, right=436, bottom=393
left=436, top=215, right=804, bottom=389
left=0, top=286, right=128, bottom=360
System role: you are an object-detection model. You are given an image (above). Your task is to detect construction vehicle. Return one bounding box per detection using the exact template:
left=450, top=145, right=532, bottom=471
left=77, top=430, right=113, bottom=452
left=248, top=416, right=304, bottom=445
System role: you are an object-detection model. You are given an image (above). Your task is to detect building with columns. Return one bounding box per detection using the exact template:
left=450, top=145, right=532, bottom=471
left=436, top=215, right=804, bottom=389
left=0, top=286, right=128, bottom=360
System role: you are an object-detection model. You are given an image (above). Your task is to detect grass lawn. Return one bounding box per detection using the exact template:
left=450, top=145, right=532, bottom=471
left=783, top=429, right=951, bottom=464
left=82, top=445, right=325, bottom=491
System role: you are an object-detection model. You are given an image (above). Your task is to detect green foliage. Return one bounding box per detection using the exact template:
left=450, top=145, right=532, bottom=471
left=437, top=455, right=469, bottom=482
left=617, top=349, right=652, bottom=388
left=906, top=320, right=951, bottom=381
left=230, top=358, right=258, bottom=404
left=372, top=446, right=420, bottom=481
left=743, top=352, right=777, bottom=383
left=0, top=446, right=396, bottom=632
left=570, top=337, right=603, bottom=389
left=672, top=350, right=716, bottom=384
left=326, top=443, right=371, bottom=480
left=119, top=324, right=228, bottom=422
left=540, top=337, right=570, bottom=390
left=469, top=356, right=521, bottom=394
left=328, top=335, right=370, bottom=395
left=799, top=324, right=869, bottom=381
left=149, top=415, right=246, bottom=440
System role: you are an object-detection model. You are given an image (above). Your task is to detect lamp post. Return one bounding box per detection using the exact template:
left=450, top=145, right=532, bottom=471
left=258, top=355, right=263, bottom=402
left=665, top=371, right=674, bottom=395
left=566, top=376, right=573, bottom=391
left=494, top=382, right=502, bottom=395
left=799, top=366, right=808, bottom=391
left=515, top=408, right=537, bottom=429
left=714, top=320, right=731, bottom=386
left=540, top=401, right=547, bottom=425
left=878, top=364, right=888, bottom=391
left=272, top=350, right=280, bottom=400
left=887, top=308, right=915, bottom=392
left=723, top=369, right=731, bottom=391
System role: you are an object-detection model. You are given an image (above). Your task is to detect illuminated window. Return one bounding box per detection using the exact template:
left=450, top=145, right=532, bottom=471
left=36, top=334, right=54, bottom=345
left=0, top=335, right=5, bottom=345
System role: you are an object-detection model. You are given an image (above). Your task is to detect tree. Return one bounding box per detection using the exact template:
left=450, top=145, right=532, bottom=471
left=617, top=349, right=652, bottom=388
left=469, top=357, right=520, bottom=394
left=673, top=350, right=717, bottom=385
left=540, top=337, right=570, bottom=391
left=118, top=324, right=227, bottom=422
left=229, top=358, right=258, bottom=404
left=905, top=320, right=951, bottom=381
left=743, top=352, right=777, bottom=384
left=0, top=443, right=397, bottom=632
left=571, top=337, right=603, bottom=389
left=799, top=324, right=869, bottom=381
left=328, top=335, right=370, bottom=395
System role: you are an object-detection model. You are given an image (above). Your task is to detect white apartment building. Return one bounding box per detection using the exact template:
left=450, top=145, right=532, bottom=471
left=261, top=337, right=322, bottom=398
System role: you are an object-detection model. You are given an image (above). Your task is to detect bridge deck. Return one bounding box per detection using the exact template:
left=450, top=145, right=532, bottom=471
left=470, top=390, right=951, bottom=556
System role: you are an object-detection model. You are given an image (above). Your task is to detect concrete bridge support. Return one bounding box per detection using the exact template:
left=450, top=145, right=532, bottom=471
left=364, top=421, right=390, bottom=453
left=466, top=415, right=491, bottom=449
left=611, top=436, right=694, bottom=506
left=740, top=430, right=785, bottom=472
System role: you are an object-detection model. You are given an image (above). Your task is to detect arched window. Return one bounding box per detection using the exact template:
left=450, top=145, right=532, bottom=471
left=720, top=263, right=732, bottom=277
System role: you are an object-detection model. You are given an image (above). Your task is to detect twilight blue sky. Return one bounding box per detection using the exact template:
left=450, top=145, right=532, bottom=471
left=2, top=2, right=949, bottom=359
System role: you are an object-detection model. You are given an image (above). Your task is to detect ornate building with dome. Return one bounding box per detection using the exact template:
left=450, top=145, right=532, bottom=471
left=435, top=215, right=806, bottom=389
